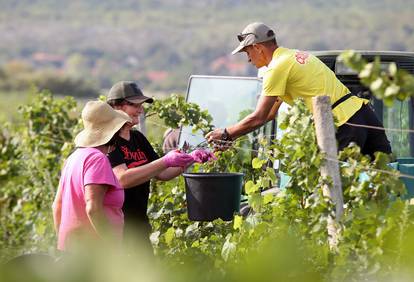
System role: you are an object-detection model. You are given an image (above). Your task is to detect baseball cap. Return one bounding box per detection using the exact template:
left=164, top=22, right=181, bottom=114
left=231, top=22, right=276, bottom=55
left=107, top=81, right=154, bottom=104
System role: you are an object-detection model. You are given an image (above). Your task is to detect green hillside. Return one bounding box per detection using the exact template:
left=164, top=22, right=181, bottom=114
left=0, top=0, right=413, bottom=94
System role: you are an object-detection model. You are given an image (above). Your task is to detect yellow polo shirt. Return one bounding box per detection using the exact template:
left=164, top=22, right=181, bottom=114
left=262, top=47, right=368, bottom=126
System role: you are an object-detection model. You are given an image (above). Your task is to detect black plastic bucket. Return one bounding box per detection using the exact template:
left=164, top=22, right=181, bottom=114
left=183, top=172, right=244, bottom=221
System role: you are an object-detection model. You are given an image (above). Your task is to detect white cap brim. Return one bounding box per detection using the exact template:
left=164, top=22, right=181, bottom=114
left=231, top=44, right=246, bottom=55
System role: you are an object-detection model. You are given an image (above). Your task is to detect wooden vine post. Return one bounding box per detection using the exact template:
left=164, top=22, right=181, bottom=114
left=312, top=95, right=344, bottom=248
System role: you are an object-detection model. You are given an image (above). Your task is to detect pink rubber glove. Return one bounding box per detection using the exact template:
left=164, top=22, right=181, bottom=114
left=189, top=149, right=217, bottom=163
left=162, top=150, right=194, bottom=168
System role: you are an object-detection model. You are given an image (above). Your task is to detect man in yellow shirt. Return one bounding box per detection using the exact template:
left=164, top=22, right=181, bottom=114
left=206, top=22, right=391, bottom=159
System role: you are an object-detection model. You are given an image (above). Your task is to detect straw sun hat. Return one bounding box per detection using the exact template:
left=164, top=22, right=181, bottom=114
left=74, top=101, right=132, bottom=148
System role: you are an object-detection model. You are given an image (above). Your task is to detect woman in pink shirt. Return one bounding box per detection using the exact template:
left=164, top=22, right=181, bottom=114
left=52, top=101, right=194, bottom=252
left=52, top=101, right=131, bottom=251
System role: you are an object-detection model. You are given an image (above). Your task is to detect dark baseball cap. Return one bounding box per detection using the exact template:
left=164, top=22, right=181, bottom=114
left=107, top=81, right=154, bottom=104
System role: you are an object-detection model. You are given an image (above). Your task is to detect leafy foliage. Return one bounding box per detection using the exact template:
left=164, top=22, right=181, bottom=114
left=0, top=91, right=79, bottom=261
left=338, top=50, right=414, bottom=106
left=148, top=97, right=414, bottom=280
left=145, top=94, right=213, bottom=134
left=2, top=54, right=414, bottom=281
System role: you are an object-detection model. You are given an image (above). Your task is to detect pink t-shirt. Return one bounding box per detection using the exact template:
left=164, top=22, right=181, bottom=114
left=56, top=147, right=124, bottom=251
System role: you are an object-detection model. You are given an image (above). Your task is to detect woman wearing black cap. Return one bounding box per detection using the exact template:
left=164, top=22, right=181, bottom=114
left=106, top=81, right=214, bottom=252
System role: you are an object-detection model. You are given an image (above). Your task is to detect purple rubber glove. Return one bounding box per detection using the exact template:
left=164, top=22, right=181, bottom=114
left=162, top=150, right=194, bottom=168
left=189, top=149, right=217, bottom=163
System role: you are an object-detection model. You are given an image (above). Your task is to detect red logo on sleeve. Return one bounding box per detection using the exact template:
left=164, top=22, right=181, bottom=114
left=295, top=51, right=309, bottom=65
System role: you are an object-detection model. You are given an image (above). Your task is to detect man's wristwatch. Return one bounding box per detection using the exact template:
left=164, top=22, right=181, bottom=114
left=221, top=128, right=231, bottom=141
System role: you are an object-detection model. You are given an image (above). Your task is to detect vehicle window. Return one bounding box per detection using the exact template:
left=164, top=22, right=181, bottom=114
left=383, top=100, right=412, bottom=157
left=179, top=76, right=263, bottom=147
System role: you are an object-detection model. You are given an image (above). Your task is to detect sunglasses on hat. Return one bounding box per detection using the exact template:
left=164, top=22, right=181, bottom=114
left=237, top=32, right=257, bottom=42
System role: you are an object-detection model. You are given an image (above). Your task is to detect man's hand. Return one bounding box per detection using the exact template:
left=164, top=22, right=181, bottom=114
left=205, top=128, right=232, bottom=151
left=205, top=128, right=222, bottom=143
